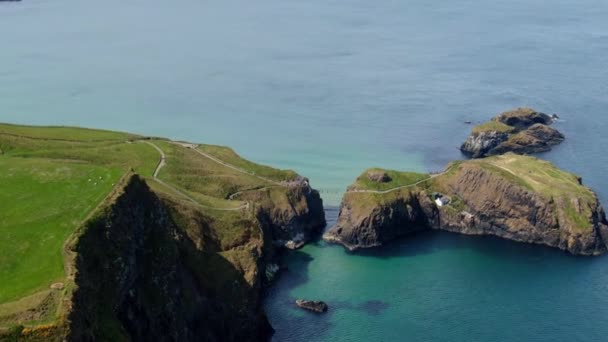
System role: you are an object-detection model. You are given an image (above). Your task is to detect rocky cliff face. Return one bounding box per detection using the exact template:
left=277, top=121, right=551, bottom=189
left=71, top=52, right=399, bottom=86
left=241, top=181, right=326, bottom=250
left=64, top=175, right=325, bottom=341
left=324, top=193, right=437, bottom=251
left=460, top=130, right=510, bottom=158
left=461, top=108, right=564, bottom=158
left=325, top=157, right=608, bottom=256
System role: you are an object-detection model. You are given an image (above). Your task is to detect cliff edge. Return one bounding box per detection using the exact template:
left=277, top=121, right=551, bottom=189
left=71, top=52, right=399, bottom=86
left=325, top=154, right=608, bottom=256
left=0, top=124, right=325, bottom=341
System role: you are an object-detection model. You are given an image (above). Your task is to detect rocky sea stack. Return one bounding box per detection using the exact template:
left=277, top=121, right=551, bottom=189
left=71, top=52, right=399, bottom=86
left=295, top=300, right=328, bottom=313
left=460, top=107, right=565, bottom=158
left=324, top=154, right=608, bottom=256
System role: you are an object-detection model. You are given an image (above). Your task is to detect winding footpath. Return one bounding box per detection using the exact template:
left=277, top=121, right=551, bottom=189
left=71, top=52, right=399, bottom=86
left=172, top=142, right=286, bottom=186
left=347, top=166, right=455, bottom=195
left=143, top=141, right=249, bottom=211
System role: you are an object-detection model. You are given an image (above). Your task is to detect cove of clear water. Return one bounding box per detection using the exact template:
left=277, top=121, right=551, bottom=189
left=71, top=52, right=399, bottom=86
left=266, top=209, right=608, bottom=341
left=1, top=0, right=608, bottom=340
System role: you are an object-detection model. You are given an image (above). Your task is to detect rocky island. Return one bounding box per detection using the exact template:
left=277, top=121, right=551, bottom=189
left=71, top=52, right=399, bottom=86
left=295, top=300, right=328, bottom=313
left=0, top=123, right=325, bottom=341
left=324, top=153, right=608, bottom=256
left=460, top=107, right=565, bottom=158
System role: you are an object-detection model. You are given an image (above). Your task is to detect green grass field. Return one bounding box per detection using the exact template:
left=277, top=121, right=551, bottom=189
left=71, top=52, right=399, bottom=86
left=0, top=124, right=304, bottom=325
left=0, top=123, right=138, bottom=142
left=350, top=168, right=429, bottom=191
left=198, top=144, right=299, bottom=182
left=471, top=154, right=595, bottom=230
left=471, top=120, right=516, bottom=134
left=0, top=157, right=123, bottom=303
left=157, top=141, right=279, bottom=200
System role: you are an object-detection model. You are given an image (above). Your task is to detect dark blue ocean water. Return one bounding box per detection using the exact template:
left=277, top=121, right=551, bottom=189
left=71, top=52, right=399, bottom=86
left=1, top=0, right=607, bottom=340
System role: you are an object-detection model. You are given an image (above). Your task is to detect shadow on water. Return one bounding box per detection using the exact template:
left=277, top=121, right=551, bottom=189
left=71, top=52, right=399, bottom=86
left=266, top=208, right=608, bottom=341
left=265, top=207, right=393, bottom=341
left=318, top=205, right=606, bottom=264
left=347, top=228, right=603, bottom=263
left=264, top=249, right=337, bottom=341
left=330, top=299, right=390, bottom=316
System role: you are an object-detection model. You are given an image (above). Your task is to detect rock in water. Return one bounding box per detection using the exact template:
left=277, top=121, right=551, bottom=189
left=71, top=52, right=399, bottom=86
left=460, top=107, right=565, bottom=158
left=295, top=300, right=328, bottom=313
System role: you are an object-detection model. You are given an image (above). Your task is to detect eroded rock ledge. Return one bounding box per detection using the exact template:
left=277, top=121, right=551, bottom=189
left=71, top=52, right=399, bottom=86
left=461, top=107, right=565, bottom=158
left=324, top=154, right=608, bottom=256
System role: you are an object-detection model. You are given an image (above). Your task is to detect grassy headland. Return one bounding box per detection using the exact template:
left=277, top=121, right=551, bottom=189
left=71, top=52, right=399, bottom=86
left=0, top=122, right=303, bottom=335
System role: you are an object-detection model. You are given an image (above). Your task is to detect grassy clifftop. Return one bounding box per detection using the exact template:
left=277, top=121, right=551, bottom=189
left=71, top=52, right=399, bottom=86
left=327, top=153, right=606, bottom=255
left=346, top=154, right=595, bottom=228
left=0, top=123, right=314, bottom=339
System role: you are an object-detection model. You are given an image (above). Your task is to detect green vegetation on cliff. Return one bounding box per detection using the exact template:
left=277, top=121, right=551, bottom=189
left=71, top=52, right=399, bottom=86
left=328, top=153, right=605, bottom=255
left=471, top=120, right=515, bottom=134
left=348, top=154, right=596, bottom=229
left=466, top=154, right=595, bottom=230
left=0, top=158, right=122, bottom=304
left=0, top=123, right=322, bottom=341
left=350, top=168, right=429, bottom=192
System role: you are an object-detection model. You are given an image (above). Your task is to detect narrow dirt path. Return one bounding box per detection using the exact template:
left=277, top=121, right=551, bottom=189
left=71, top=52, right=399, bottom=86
left=347, top=165, right=455, bottom=195
left=143, top=141, right=166, bottom=178
left=142, top=141, right=249, bottom=211
left=173, top=142, right=285, bottom=187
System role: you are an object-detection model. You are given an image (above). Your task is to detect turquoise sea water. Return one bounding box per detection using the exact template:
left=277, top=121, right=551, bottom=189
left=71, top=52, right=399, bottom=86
left=1, top=0, right=608, bottom=340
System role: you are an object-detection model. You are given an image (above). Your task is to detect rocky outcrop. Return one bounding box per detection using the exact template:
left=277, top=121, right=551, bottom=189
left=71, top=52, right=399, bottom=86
left=66, top=175, right=272, bottom=342
left=295, top=300, right=328, bottom=313
left=64, top=174, right=326, bottom=341
left=324, top=193, right=437, bottom=251
left=491, top=124, right=565, bottom=155
left=461, top=108, right=564, bottom=158
left=246, top=181, right=326, bottom=251
left=367, top=170, right=391, bottom=183
left=460, top=130, right=510, bottom=159
left=325, top=156, right=608, bottom=256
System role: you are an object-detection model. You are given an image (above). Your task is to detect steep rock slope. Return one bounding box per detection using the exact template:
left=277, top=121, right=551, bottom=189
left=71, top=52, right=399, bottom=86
left=325, top=154, right=608, bottom=255
left=66, top=175, right=271, bottom=341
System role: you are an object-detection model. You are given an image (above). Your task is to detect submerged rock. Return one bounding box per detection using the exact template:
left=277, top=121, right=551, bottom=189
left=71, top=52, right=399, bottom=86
left=460, top=107, right=565, bottom=158
left=295, top=300, right=328, bottom=313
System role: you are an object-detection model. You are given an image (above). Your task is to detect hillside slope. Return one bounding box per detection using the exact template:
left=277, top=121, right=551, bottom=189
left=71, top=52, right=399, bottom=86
left=0, top=123, right=325, bottom=341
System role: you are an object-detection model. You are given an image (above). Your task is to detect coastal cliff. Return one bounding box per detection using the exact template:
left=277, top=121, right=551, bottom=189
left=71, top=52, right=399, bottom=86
left=0, top=124, right=325, bottom=341
left=461, top=108, right=565, bottom=158
left=325, top=154, right=608, bottom=256
left=64, top=174, right=323, bottom=341
left=67, top=174, right=272, bottom=341
left=248, top=181, right=326, bottom=250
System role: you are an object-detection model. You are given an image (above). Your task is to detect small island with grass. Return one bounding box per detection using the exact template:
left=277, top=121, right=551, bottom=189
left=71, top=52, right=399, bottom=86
left=460, top=107, right=565, bottom=158
left=0, top=123, right=325, bottom=341
left=324, top=153, right=608, bottom=256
